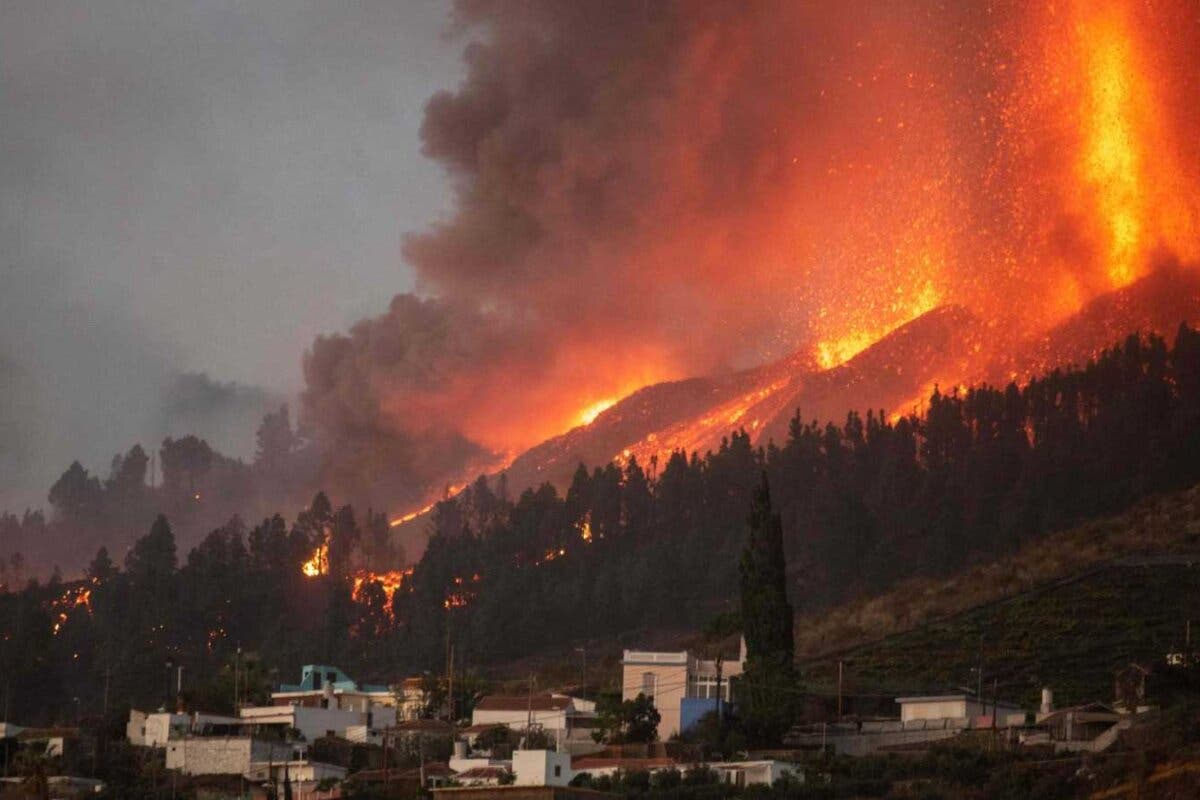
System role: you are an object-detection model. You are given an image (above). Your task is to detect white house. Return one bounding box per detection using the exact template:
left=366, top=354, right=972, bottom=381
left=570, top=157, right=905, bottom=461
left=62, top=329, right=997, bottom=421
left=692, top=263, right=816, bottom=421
left=896, top=695, right=1025, bottom=726
left=709, top=761, right=802, bottom=788
left=127, top=711, right=188, bottom=747
left=239, top=703, right=391, bottom=743
left=512, top=749, right=573, bottom=787
left=470, top=694, right=594, bottom=743
left=127, top=710, right=244, bottom=748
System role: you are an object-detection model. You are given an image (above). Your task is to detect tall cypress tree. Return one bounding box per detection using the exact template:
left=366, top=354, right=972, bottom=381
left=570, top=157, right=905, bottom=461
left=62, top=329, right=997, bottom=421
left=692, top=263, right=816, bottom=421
left=738, top=473, right=798, bottom=742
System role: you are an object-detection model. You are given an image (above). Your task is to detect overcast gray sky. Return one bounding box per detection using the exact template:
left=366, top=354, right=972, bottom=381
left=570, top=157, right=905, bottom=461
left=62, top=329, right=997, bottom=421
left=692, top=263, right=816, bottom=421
left=0, top=0, right=460, bottom=508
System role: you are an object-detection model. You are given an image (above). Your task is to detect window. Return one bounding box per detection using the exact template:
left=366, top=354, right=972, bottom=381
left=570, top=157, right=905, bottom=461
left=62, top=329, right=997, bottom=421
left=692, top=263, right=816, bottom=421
left=641, top=672, right=656, bottom=699
left=554, top=765, right=562, bottom=777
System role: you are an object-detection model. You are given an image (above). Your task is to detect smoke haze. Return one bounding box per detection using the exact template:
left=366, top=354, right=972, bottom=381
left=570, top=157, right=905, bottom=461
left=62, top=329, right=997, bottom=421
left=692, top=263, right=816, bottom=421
left=1, top=0, right=459, bottom=509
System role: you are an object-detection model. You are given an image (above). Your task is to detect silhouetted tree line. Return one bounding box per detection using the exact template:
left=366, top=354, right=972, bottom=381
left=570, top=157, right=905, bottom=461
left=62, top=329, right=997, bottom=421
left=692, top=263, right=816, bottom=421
left=4, top=326, right=1200, bottom=726
left=0, top=490, right=402, bottom=726
left=0, top=405, right=318, bottom=580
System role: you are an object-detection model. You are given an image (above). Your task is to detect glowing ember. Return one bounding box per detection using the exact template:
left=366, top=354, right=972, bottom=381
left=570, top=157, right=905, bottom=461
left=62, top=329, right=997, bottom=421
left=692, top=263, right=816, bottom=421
left=50, top=582, right=94, bottom=636
left=442, top=573, right=481, bottom=609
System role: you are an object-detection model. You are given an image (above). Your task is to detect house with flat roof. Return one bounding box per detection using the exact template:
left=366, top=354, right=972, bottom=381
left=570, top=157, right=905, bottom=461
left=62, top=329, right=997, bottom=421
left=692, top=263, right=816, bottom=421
left=265, top=665, right=397, bottom=740
left=896, top=694, right=1025, bottom=727
left=620, top=639, right=745, bottom=740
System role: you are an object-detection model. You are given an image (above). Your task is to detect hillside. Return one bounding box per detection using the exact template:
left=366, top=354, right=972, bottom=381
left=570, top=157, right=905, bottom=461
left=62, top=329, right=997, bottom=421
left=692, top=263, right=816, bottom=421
left=393, top=266, right=1200, bottom=561
left=797, top=481, right=1200, bottom=707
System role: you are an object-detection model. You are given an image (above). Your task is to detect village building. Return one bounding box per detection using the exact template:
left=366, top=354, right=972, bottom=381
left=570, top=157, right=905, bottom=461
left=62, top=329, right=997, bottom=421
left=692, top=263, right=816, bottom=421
left=126, top=710, right=243, bottom=748
left=239, top=702, right=388, bottom=744
left=394, top=676, right=430, bottom=720
left=469, top=694, right=596, bottom=748
left=787, top=693, right=1029, bottom=756
left=896, top=694, right=1025, bottom=727
left=1025, top=701, right=1129, bottom=753
left=620, top=639, right=745, bottom=740
left=272, top=664, right=398, bottom=716
left=244, top=758, right=348, bottom=791
left=432, top=786, right=616, bottom=800
left=249, top=664, right=398, bottom=743
left=513, top=749, right=573, bottom=787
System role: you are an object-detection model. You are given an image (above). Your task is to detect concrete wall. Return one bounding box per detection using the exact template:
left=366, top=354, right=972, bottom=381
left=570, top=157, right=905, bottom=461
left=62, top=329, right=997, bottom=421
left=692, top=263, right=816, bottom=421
left=166, top=737, right=247, bottom=775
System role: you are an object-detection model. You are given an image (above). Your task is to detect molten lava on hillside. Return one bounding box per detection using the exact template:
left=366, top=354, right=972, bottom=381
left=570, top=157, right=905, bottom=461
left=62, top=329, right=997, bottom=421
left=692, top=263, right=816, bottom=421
left=302, top=0, right=1200, bottom=516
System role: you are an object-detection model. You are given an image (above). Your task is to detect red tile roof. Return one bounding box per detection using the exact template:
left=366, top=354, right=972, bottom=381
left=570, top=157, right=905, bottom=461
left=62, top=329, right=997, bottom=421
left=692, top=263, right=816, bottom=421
left=475, top=694, right=572, bottom=712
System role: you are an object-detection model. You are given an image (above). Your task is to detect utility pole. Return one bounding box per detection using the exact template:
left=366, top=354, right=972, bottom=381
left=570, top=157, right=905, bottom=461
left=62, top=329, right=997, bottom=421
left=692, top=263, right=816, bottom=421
left=837, top=660, right=844, bottom=722
left=447, top=643, right=455, bottom=724
left=381, top=727, right=389, bottom=793
left=715, top=654, right=724, bottom=725
left=418, top=732, right=425, bottom=792
left=527, top=673, right=535, bottom=730
left=976, top=635, right=984, bottom=702
left=3, top=680, right=8, bottom=777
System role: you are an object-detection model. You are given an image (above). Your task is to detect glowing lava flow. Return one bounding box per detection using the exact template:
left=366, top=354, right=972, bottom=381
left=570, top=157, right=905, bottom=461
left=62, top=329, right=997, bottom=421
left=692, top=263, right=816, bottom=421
left=389, top=483, right=469, bottom=528
left=577, top=398, right=617, bottom=427
left=815, top=281, right=943, bottom=370
left=389, top=503, right=435, bottom=529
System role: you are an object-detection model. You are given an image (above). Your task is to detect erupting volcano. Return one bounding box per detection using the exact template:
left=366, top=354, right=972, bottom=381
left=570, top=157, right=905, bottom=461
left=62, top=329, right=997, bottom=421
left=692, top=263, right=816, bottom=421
left=302, top=0, right=1200, bottom=526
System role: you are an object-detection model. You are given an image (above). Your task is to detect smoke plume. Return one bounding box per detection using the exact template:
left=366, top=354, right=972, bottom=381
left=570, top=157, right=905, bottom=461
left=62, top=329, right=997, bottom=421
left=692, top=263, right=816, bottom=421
left=302, top=0, right=1200, bottom=509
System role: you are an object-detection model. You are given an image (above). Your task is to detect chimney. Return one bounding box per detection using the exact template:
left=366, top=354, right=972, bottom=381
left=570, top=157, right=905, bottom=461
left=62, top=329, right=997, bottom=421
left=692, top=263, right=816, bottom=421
left=1040, top=688, right=1053, bottom=715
